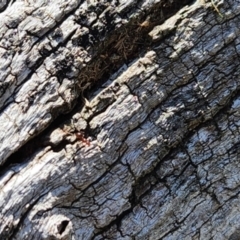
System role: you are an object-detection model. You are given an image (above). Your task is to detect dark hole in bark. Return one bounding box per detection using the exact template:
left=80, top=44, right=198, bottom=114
left=58, top=220, right=69, bottom=235
left=229, top=230, right=240, bottom=240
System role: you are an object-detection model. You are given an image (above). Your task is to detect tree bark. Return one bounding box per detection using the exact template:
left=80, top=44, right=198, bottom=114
left=0, top=0, right=240, bottom=239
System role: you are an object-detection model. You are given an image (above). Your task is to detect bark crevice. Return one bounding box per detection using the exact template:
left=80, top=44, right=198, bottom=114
left=0, top=0, right=240, bottom=239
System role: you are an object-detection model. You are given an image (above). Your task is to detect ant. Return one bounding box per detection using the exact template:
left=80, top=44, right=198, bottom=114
left=62, top=120, right=91, bottom=147
left=75, top=131, right=91, bottom=146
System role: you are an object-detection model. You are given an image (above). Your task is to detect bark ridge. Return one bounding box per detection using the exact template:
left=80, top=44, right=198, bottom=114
left=0, top=0, right=240, bottom=239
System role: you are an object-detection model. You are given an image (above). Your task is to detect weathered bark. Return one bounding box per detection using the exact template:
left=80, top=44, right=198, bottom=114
left=0, top=0, right=240, bottom=239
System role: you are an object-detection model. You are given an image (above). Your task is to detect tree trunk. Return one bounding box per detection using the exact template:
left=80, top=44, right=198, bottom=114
left=0, top=0, right=239, bottom=239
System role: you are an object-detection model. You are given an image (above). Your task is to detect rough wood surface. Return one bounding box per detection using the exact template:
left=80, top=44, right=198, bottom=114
left=0, top=0, right=240, bottom=239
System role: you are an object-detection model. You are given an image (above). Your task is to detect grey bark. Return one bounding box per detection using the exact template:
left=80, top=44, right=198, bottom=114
left=0, top=0, right=240, bottom=239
